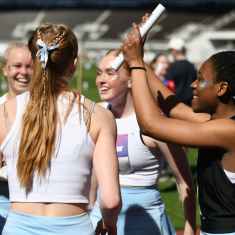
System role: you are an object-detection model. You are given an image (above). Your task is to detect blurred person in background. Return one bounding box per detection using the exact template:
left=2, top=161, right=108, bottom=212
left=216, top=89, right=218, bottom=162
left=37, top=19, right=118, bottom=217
left=90, top=49, right=196, bottom=235
left=150, top=53, right=175, bottom=92
left=150, top=53, right=175, bottom=180
left=0, top=41, right=33, bottom=233
left=0, top=23, right=121, bottom=235
left=166, top=37, right=197, bottom=105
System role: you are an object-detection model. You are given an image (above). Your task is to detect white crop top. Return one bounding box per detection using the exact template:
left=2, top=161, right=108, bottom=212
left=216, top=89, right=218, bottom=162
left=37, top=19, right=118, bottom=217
left=0, top=93, right=8, bottom=180
left=114, top=111, right=161, bottom=187
left=0, top=92, right=95, bottom=203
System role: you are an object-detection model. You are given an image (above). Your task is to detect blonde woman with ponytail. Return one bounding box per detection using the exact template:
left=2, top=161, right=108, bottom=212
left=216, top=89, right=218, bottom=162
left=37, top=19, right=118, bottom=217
left=0, top=23, right=121, bottom=235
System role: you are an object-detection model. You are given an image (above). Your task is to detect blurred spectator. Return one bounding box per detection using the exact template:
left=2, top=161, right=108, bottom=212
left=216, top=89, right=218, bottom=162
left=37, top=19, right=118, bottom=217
left=150, top=53, right=175, bottom=92
left=166, top=38, right=197, bottom=105
left=0, top=41, right=33, bottom=234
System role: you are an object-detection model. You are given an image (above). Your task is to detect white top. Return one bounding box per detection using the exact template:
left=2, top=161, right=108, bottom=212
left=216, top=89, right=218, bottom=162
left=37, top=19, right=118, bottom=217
left=0, top=93, right=8, bottom=181
left=116, top=113, right=161, bottom=186
left=0, top=92, right=95, bottom=203
left=224, top=169, right=235, bottom=184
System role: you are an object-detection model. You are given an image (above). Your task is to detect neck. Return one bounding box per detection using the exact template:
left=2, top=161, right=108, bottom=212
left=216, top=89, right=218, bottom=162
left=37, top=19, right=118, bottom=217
left=212, top=102, right=235, bottom=119
left=7, top=90, right=17, bottom=99
left=175, top=54, right=186, bottom=61
left=109, top=92, right=134, bottom=118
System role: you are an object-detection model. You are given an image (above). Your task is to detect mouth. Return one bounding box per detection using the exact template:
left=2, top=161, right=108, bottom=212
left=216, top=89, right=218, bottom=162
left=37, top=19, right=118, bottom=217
left=99, top=86, right=109, bottom=93
left=15, top=77, right=30, bottom=85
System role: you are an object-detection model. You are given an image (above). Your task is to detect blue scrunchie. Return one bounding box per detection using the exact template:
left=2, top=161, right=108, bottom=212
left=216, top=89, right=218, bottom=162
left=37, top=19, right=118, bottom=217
left=36, top=39, right=59, bottom=69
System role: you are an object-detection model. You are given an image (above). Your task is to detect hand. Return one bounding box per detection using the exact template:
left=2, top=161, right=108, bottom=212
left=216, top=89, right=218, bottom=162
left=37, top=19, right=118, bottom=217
left=139, top=13, right=150, bottom=47
left=157, top=91, right=180, bottom=117
left=183, top=225, right=196, bottom=235
left=95, top=219, right=117, bottom=235
left=122, top=23, right=145, bottom=67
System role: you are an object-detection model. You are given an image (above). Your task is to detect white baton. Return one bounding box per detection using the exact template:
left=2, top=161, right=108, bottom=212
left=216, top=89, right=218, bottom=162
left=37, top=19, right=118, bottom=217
left=111, top=3, right=166, bottom=70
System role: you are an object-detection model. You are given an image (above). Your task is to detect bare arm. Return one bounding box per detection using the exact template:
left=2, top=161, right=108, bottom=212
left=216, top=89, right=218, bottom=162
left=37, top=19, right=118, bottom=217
left=122, top=24, right=235, bottom=150
left=0, top=152, right=3, bottom=168
left=145, top=63, right=211, bottom=123
left=158, top=142, right=196, bottom=235
left=91, top=104, right=121, bottom=233
left=88, top=168, right=98, bottom=210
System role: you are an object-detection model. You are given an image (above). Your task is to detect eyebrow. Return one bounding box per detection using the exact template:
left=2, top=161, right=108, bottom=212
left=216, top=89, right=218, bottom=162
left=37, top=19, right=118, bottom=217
left=95, top=67, right=102, bottom=72
left=106, top=68, right=116, bottom=72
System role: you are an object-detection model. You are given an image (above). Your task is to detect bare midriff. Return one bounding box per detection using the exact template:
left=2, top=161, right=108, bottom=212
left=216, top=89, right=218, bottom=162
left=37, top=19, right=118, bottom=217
left=11, top=202, right=87, bottom=216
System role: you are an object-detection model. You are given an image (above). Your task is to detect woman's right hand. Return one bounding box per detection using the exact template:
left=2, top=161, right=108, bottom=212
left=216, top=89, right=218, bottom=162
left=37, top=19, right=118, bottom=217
left=122, top=23, right=145, bottom=68
left=95, top=219, right=117, bottom=235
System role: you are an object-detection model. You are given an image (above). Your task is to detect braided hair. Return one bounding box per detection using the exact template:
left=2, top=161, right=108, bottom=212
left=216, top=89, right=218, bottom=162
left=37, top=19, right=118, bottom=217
left=17, top=23, right=78, bottom=190
left=209, top=51, right=235, bottom=104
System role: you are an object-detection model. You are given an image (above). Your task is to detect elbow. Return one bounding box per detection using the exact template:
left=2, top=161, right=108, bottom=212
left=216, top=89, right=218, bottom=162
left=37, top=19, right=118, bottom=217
left=137, top=116, right=154, bottom=136
left=101, top=194, right=122, bottom=213
left=139, top=118, right=157, bottom=139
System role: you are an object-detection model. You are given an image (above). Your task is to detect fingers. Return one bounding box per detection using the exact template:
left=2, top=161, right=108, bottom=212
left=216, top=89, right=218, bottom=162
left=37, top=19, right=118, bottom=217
left=123, top=23, right=141, bottom=47
left=95, top=220, right=108, bottom=235
left=95, top=219, right=117, bottom=235
left=142, top=13, right=149, bottom=21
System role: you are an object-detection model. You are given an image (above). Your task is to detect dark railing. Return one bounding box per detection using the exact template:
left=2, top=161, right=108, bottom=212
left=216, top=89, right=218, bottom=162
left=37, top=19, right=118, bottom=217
left=0, top=0, right=235, bottom=10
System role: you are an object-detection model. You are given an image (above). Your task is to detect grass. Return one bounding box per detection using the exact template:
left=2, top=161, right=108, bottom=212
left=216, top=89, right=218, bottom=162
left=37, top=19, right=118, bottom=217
left=159, top=148, right=200, bottom=229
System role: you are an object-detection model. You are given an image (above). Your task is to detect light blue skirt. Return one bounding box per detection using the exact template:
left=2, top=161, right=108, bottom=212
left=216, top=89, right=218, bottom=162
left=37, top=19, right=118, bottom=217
left=2, top=210, right=94, bottom=235
left=0, top=195, right=10, bottom=234
left=90, top=186, right=175, bottom=235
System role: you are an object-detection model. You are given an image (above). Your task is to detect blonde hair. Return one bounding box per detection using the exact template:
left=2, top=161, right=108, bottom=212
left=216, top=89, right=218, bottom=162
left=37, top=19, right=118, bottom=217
left=3, top=41, right=29, bottom=65
left=17, top=23, right=78, bottom=190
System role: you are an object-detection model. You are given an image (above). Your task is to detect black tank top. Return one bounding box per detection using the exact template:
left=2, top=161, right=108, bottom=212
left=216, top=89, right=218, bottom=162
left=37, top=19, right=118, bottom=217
left=197, top=116, right=235, bottom=233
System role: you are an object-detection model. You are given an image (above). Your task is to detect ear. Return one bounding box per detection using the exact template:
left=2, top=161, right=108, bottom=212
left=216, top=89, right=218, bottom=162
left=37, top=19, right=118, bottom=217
left=74, top=57, right=78, bottom=66
left=69, top=57, right=78, bottom=74
left=217, top=81, right=229, bottom=97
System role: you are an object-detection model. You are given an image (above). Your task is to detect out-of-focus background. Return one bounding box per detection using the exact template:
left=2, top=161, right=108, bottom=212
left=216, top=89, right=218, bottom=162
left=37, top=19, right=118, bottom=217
left=1, top=0, right=235, bottom=230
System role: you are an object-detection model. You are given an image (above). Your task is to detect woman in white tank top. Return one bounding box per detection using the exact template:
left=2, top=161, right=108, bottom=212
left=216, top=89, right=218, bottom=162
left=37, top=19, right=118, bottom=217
left=90, top=50, right=195, bottom=235
left=0, top=23, right=121, bottom=235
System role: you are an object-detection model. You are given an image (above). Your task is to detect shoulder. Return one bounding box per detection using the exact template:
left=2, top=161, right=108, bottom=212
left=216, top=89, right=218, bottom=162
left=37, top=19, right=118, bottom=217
left=0, top=97, right=17, bottom=145
left=181, top=60, right=196, bottom=70
left=93, top=103, right=116, bottom=128
left=204, top=118, right=235, bottom=150
left=0, top=94, right=7, bottom=105
left=97, top=101, right=109, bottom=108
left=84, top=97, right=116, bottom=142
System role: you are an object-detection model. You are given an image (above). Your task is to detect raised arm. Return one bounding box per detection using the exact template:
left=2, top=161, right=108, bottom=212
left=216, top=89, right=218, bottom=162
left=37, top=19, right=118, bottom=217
left=158, top=142, right=196, bottom=235
left=145, top=63, right=211, bottom=123
left=90, top=104, right=121, bottom=235
left=122, top=24, right=235, bottom=149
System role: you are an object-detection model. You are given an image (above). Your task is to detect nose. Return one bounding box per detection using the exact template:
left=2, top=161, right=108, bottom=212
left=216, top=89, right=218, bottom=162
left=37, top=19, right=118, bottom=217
left=19, top=66, right=28, bottom=75
left=21, top=66, right=33, bottom=77
left=96, top=72, right=109, bottom=85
